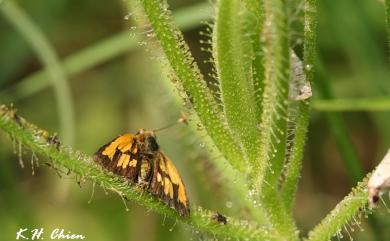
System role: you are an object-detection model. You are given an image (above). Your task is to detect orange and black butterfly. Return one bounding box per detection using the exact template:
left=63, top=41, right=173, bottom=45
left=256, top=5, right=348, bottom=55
left=93, top=129, right=190, bottom=217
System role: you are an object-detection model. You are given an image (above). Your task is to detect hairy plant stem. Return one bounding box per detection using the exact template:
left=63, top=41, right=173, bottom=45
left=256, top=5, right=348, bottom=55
left=305, top=177, right=370, bottom=241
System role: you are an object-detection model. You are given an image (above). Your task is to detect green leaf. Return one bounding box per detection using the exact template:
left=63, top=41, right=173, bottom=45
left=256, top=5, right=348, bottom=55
left=253, top=0, right=291, bottom=186
left=249, top=0, right=299, bottom=239
left=212, top=0, right=261, bottom=163
left=242, top=0, right=266, bottom=120
left=281, top=101, right=310, bottom=211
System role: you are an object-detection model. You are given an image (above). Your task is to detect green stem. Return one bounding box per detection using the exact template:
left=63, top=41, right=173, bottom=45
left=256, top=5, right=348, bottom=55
left=1, top=0, right=74, bottom=145
left=305, top=177, right=369, bottom=241
left=136, top=0, right=247, bottom=172
left=0, top=2, right=214, bottom=103
left=0, top=105, right=281, bottom=241
left=313, top=97, right=390, bottom=111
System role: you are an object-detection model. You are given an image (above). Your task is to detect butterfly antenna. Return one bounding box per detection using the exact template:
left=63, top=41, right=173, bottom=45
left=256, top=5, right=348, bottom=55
left=153, top=113, right=188, bottom=133
left=153, top=122, right=177, bottom=132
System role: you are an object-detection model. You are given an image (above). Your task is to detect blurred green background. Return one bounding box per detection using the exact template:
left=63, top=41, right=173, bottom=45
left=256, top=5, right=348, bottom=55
left=1, top=0, right=390, bottom=240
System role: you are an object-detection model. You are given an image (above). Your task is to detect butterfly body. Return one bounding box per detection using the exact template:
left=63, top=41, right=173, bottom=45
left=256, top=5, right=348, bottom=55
left=93, top=129, right=190, bottom=217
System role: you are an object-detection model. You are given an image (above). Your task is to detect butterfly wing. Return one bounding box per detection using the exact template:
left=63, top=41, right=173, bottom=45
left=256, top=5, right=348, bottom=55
left=93, top=134, right=140, bottom=183
left=149, top=152, right=190, bottom=217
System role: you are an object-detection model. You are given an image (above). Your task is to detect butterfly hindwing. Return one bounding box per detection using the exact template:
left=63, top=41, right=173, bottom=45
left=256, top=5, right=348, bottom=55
left=149, top=152, right=189, bottom=217
left=165, top=155, right=190, bottom=217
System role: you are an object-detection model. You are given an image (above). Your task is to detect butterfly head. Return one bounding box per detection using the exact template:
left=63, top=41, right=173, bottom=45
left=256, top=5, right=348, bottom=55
left=136, top=129, right=159, bottom=154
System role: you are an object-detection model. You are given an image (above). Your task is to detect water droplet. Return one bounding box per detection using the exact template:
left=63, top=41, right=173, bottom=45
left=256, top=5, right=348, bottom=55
left=226, top=201, right=233, bottom=208
left=124, top=13, right=132, bottom=20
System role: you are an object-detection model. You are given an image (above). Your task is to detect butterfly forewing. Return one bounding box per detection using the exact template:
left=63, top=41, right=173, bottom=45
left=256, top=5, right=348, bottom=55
left=93, top=134, right=140, bottom=183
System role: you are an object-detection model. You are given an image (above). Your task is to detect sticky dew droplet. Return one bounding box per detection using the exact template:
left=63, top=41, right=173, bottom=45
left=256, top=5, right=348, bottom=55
left=225, top=201, right=233, bottom=208
left=124, top=13, right=132, bottom=20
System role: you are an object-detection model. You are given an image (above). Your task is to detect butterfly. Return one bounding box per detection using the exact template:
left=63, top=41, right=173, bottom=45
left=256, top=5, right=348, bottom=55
left=93, top=129, right=190, bottom=217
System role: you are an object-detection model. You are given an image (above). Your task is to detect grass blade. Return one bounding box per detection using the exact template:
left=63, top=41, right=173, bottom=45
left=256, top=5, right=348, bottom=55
left=313, top=97, right=390, bottom=112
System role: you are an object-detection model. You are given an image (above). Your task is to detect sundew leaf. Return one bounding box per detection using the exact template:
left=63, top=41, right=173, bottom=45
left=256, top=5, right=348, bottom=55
left=212, top=0, right=261, bottom=165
